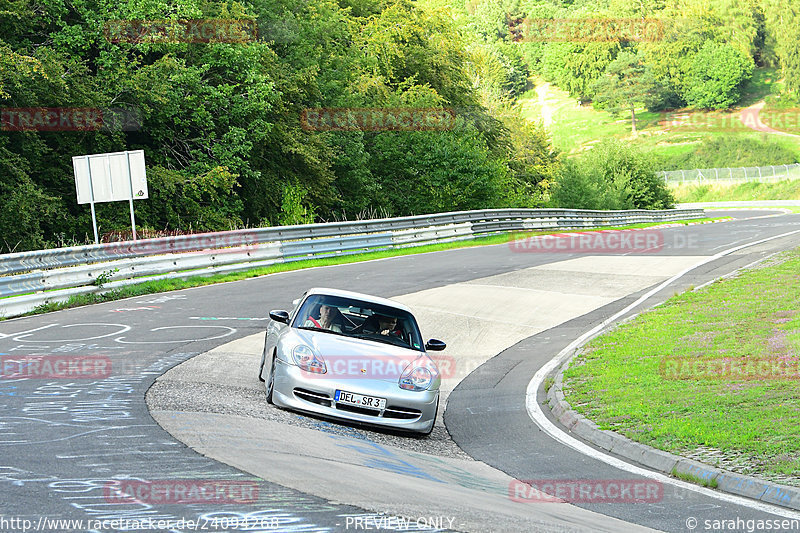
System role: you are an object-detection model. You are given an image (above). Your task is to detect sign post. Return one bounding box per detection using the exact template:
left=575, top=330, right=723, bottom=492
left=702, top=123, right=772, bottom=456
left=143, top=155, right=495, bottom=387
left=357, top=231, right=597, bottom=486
left=72, top=150, right=148, bottom=244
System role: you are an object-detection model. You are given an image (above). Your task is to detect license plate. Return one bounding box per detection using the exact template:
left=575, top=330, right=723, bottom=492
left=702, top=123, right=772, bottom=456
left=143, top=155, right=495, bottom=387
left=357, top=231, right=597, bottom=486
left=335, top=390, right=386, bottom=410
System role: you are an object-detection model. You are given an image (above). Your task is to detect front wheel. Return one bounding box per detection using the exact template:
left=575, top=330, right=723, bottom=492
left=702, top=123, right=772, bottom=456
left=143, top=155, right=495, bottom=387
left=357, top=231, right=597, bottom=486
left=265, top=355, right=277, bottom=405
left=419, top=396, right=439, bottom=436
left=258, top=348, right=266, bottom=382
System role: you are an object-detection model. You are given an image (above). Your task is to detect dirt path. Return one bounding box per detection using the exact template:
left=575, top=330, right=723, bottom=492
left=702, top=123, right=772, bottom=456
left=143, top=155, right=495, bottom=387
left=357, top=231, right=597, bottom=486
left=740, top=101, right=800, bottom=138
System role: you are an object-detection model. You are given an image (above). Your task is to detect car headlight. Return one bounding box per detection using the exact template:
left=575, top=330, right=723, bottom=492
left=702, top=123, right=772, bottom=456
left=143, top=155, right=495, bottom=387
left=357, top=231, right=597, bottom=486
left=292, top=345, right=326, bottom=374
left=399, top=366, right=433, bottom=391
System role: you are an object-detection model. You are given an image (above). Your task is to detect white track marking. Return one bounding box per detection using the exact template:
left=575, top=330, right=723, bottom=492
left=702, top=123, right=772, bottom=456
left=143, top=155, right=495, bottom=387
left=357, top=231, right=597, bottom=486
left=114, top=325, right=236, bottom=344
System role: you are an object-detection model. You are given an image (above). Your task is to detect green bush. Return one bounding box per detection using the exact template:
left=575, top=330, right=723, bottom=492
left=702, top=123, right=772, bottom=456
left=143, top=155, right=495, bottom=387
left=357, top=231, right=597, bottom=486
left=550, top=140, right=674, bottom=210
left=279, top=184, right=317, bottom=226
left=684, top=41, right=754, bottom=110
left=549, top=159, right=629, bottom=210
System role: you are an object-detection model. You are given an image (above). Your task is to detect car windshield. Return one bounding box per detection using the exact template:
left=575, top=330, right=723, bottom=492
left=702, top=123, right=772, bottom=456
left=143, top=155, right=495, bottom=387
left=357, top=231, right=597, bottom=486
left=292, top=294, right=424, bottom=351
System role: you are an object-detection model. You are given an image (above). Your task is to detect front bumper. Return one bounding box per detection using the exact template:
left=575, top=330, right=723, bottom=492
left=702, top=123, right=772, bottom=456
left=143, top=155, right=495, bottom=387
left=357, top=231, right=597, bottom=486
left=271, top=359, right=438, bottom=433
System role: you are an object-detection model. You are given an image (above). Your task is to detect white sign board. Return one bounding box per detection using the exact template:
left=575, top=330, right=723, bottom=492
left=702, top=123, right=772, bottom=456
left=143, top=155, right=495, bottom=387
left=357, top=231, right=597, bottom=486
left=72, top=149, right=148, bottom=243
left=73, top=150, right=148, bottom=204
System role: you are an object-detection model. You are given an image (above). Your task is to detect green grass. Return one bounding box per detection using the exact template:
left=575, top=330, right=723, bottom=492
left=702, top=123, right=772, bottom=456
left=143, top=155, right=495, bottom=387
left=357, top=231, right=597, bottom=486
left=671, top=468, right=719, bottom=489
left=563, top=248, right=800, bottom=483
left=739, top=67, right=779, bottom=107
left=520, top=81, right=643, bottom=154
left=521, top=69, right=800, bottom=163
left=701, top=206, right=800, bottom=213
left=670, top=179, right=800, bottom=203
left=8, top=217, right=727, bottom=319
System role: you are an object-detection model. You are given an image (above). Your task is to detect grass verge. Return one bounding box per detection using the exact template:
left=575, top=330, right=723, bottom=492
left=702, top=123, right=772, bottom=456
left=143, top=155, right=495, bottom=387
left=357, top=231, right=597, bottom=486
left=670, top=179, right=800, bottom=203
left=563, top=247, right=800, bottom=484
left=9, top=217, right=727, bottom=319
left=520, top=69, right=800, bottom=163
left=671, top=468, right=719, bottom=489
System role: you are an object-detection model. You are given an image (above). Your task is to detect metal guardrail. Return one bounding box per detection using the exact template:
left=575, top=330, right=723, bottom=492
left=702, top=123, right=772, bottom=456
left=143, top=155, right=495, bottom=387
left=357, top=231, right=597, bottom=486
left=0, top=208, right=704, bottom=317
left=659, top=164, right=800, bottom=185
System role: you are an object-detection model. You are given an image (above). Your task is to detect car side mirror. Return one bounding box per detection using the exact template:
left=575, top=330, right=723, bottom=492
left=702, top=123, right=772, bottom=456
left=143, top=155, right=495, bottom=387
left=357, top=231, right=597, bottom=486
left=425, top=339, right=446, bottom=351
left=269, top=310, right=290, bottom=324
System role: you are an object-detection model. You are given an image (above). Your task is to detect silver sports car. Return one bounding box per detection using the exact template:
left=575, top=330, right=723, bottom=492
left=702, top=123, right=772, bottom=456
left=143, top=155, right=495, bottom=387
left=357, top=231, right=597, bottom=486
left=258, top=288, right=446, bottom=435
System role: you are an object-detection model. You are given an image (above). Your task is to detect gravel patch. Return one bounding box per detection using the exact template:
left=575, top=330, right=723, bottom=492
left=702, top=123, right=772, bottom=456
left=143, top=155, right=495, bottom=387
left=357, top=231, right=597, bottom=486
left=146, top=379, right=473, bottom=460
left=681, top=445, right=800, bottom=488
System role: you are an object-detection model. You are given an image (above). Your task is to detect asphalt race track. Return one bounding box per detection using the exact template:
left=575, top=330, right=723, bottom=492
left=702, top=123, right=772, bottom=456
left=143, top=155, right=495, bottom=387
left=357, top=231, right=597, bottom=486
left=2, top=209, right=800, bottom=533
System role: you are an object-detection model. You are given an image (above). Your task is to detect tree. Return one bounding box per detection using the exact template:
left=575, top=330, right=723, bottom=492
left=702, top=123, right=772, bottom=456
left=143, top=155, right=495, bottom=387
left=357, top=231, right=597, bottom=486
left=591, top=51, right=666, bottom=135
left=684, top=41, right=754, bottom=109
left=500, top=111, right=560, bottom=202
left=541, top=41, right=621, bottom=102
left=763, top=0, right=800, bottom=95
left=638, top=1, right=716, bottom=105
left=0, top=0, right=563, bottom=250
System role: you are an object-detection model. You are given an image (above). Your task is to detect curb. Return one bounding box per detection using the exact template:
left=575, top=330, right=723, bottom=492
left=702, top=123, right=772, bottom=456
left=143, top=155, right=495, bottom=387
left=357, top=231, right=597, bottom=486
left=546, top=361, right=800, bottom=511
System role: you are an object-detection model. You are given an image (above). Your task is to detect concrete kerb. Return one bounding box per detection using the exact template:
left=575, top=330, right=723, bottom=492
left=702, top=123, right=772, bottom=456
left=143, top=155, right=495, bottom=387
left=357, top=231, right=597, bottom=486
left=546, top=340, right=800, bottom=512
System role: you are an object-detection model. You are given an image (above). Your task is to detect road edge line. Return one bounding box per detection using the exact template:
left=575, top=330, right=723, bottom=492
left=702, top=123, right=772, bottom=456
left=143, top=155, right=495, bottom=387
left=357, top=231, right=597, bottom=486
left=525, top=229, right=800, bottom=517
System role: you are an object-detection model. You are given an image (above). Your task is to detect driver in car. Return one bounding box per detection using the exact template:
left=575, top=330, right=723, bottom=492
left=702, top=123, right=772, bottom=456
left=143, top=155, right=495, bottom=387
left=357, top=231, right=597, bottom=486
left=377, top=315, right=399, bottom=336
left=304, top=304, right=343, bottom=333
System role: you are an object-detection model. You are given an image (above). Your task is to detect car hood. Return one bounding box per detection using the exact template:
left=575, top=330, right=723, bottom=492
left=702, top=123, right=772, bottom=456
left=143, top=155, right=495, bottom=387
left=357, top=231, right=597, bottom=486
left=285, top=329, right=438, bottom=380
left=292, top=328, right=419, bottom=357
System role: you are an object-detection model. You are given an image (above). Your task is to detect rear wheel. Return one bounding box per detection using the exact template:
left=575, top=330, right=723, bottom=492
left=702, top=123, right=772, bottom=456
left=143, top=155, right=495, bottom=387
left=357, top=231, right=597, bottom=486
left=265, top=355, right=277, bottom=404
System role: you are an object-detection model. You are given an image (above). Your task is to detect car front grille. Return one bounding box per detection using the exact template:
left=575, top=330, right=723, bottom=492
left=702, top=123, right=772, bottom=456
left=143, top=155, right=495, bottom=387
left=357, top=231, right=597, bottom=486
left=335, top=403, right=381, bottom=416
left=293, top=388, right=332, bottom=407
left=294, top=388, right=425, bottom=421
left=383, top=406, right=422, bottom=420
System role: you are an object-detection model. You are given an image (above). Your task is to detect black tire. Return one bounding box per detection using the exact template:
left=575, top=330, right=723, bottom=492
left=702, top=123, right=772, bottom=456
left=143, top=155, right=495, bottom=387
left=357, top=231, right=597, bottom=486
left=419, top=396, right=439, bottom=437
left=258, top=330, right=270, bottom=382
left=258, top=349, right=266, bottom=382
left=265, top=355, right=277, bottom=405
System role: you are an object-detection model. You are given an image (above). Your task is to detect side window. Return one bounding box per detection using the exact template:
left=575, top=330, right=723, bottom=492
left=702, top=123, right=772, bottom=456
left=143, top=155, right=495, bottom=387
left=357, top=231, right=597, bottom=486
left=292, top=295, right=322, bottom=327
left=288, top=292, right=307, bottom=323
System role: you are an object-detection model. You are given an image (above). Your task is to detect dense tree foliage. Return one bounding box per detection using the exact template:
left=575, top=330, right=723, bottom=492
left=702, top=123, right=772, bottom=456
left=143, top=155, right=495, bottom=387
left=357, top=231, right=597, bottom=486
left=762, top=0, right=800, bottom=95
left=683, top=41, right=754, bottom=109
left=511, top=0, right=796, bottom=108
left=3, top=0, right=791, bottom=253
left=0, top=0, right=560, bottom=252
